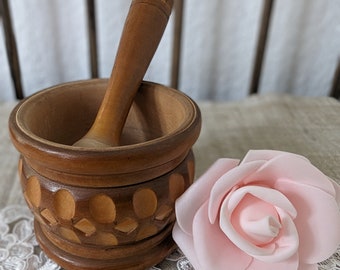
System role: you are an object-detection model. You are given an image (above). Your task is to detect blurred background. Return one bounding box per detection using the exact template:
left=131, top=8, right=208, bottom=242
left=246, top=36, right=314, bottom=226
left=1, top=0, right=340, bottom=101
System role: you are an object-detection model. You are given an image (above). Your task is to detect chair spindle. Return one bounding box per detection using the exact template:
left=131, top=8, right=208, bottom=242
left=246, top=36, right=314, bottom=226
left=249, top=0, right=274, bottom=95
left=170, top=0, right=184, bottom=90
left=0, top=0, right=24, bottom=99
left=86, top=0, right=98, bottom=78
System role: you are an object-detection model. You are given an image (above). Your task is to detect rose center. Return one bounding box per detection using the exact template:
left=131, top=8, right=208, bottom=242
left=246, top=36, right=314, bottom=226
left=230, top=193, right=281, bottom=246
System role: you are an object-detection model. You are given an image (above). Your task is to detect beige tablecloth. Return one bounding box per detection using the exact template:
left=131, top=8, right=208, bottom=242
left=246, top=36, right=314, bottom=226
left=1, top=94, right=340, bottom=269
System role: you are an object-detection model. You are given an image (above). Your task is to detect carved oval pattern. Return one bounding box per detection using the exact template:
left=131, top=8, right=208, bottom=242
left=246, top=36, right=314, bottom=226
left=59, top=227, right=81, bottom=244
left=133, top=189, right=157, bottom=219
left=54, top=189, right=76, bottom=220
left=96, top=232, right=118, bottom=246
left=25, top=176, right=41, bottom=208
left=89, top=194, right=116, bottom=223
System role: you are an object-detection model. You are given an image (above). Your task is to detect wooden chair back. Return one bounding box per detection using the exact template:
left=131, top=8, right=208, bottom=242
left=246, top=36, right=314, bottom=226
left=1, top=0, right=340, bottom=100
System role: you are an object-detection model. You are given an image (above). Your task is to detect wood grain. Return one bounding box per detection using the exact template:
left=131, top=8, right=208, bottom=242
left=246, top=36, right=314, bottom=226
left=8, top=79, right=200, bottom=269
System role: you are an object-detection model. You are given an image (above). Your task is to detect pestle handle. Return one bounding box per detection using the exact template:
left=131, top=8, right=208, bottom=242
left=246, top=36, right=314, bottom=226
left=75, top=0, right=174, bottom=147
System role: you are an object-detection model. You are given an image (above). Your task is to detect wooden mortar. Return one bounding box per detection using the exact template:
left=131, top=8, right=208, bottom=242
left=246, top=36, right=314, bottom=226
left=9, top=79, right=201, bottom=270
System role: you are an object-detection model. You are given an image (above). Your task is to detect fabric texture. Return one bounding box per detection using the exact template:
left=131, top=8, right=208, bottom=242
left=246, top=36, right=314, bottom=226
left=1, top=94, right=340, bottom=269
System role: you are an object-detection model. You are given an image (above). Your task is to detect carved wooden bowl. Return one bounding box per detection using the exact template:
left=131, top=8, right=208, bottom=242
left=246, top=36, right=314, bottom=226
left=9, top=79, right=201, bottom=270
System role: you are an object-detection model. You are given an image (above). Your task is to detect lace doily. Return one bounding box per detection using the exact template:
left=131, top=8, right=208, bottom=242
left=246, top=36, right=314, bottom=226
left=0, top=205, right=339, bottom=270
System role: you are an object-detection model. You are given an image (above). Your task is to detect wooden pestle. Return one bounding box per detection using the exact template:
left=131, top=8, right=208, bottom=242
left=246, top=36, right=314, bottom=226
left=74, top=0, right=174, bottom=147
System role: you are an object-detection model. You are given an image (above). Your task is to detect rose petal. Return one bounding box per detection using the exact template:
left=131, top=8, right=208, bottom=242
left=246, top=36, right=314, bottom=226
left=241, top=150, right=308, bottom=165
left=220, top=191, right=275, bottom=257
left=239, top=215, right=281, bottom=244
left=275, top=179, right=340, bottom=263
left=227, top=185, right=297, bottom=218
left=175, top=158, right=239, bottom=235
left=208, top=160, right=266, bottom=224
left=172, top=223, right=200, bottom=270
left=254, top=207, right=299, bottom=263
left=247, top=253, right=299, bottom=270
left=243, top=153, right=336, bottom=197
left=192, top=202, right=252, bottom=269
left=220, top=187, right=299, bottom=262
left=232, top=195, right=281, bottom=246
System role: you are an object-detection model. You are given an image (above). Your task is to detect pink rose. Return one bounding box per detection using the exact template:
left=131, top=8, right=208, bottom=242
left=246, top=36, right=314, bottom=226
left=173, top=150, right=340, bottom=270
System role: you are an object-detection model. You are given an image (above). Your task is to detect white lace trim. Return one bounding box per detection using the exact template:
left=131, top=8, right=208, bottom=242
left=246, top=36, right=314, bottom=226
left=0, top=205, right=338, bottom=270
left=0, top=205, right=59, bottom=270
